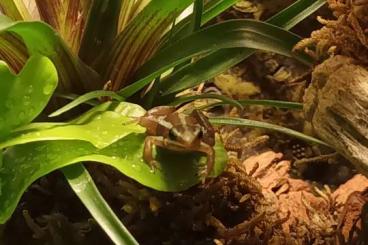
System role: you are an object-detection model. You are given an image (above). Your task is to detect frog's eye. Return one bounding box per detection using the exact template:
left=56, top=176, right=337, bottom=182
left=168, top=129, right=177, bottom=140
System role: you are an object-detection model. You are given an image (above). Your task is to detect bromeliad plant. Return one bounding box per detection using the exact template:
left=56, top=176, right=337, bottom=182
left=0, top=0, right=327, bottom=244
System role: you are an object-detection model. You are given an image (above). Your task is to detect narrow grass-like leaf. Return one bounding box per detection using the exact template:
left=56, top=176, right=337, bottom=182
left=63, top=165, right=139, bottom=245
left=0, top=15, right=100, bottom=92
left=0, top=0, right=31, bottom=21
left=199, top=99, right=303, bottom=110
left=169, top=93, right=243, bottom=110
left=118, top=0, right=149, bottom=32
left=49, top=90, right=124, bottom=117
left=144, top=0, right=204, bottom=105
left=0, top=55, right=57, bottom=136
left=191, top=0, right=203, bottom=32
left=159, top=0, right=324, bottom=95
left=79, top=0, right=122, bottom=65
left=209, top=117, right=330, bottom=146
left=267, top=0, right=326, bottom=30
left=118, top=0, right=135, bottom=32
left=162, top=0, right=238, bottom=45
left=119, top=19, right=310, bottom=98
left=54, top=92, right=99, bottom=106
left=160, top=48, right=248, bottom=95
left=100, top=0, right=193, bottom=91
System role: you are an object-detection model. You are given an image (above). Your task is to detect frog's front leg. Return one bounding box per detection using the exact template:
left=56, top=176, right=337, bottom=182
left=143, top=136, right=188, bottom=170
left=196, top=142, right=215, bottom=179
left=143, top=136, right=214, bottom=180
left=143, top=136, right=159, bottom=170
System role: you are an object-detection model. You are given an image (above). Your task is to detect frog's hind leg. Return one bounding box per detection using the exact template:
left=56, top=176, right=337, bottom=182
left=191, top=109, right=215, bottom=146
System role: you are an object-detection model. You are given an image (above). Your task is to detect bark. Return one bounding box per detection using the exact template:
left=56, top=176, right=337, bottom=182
left=304, top=55, right=368, bottom=175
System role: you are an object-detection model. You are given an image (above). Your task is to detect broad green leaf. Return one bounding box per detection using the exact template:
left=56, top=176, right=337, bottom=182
left=9, top=101, right=146, bottom=134
left=209, top=117, right=330, bottom=146
left=0, top=15, right=100, bottom=93
left=100, top=0, right=193, bottom=91
left=0, top=135, right=227, bottom=223
left=159, top=0, right=325, bottom=95
left=0, top=0, right=31, bottom=21
left=0, top=111, right=145, bottom=149
left=119, top=19, right=310, bottom=98
left=79, top=0, right=122, bottom=65
left=63, top=165, right=139, bottom=245
left=0, top=55, right=57, bottom=136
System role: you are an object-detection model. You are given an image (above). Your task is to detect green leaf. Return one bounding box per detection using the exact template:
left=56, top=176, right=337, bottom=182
left=169, top=93, right=243, bottom=110
left=164, top=0, right=238, bottom=45
left=160, top=48, right=248, bottom=95
left=0, top=0, right=31, bottom=21
left=267, top=0, right=326, bottom=30
left=0, top=15, right=100, bottom=93
left=100, top=0, right=193, bottom=91
left=63, top=165, right=139, bottom=245
left=190, top=0, right=203, bottom=33
left=0, top=135, right=227, bottom=223
left=144, top=0, right=206, bottom=106
left=159, top=0, right=325, bottom=96
left=119, top=19, right=310, bottom=98
left=200, top=0, right=239, bottom=24
left=209, top=117, right=330, bottom=146
left=199, top=99, right=303, bottom=110
left=79, top=0, right=122, bottom=65
left=0, top=101, right=227, bottom=223
left=49, top=90, right=124, bottom=118
left=0, top=55, right=58, bottom=136
left=0, top=111, right=145, bottom=149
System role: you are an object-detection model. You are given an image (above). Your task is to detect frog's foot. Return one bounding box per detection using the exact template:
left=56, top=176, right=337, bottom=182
left=199, top=142, right=215, bottom=176
left=143, top=136, right=162, bottom=171
left=197, top=165, right=209, bottom=184
left=147, top=160, right=159, bottom=173
left=195, top=142, right=215, bottom=183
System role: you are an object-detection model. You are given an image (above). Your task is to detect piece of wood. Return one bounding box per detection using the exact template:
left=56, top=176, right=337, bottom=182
left=304, top=55, right=368, bottom=175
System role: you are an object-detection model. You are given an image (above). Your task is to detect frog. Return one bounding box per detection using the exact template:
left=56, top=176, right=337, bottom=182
left=138, top=106, right=216, bottom=178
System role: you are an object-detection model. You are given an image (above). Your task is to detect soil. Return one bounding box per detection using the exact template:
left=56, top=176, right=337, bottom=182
left=2, top=1, right=368, bottom=244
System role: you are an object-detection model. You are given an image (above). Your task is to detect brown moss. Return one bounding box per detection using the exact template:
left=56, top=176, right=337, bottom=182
left=294, top=0, right=368, bottom=64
